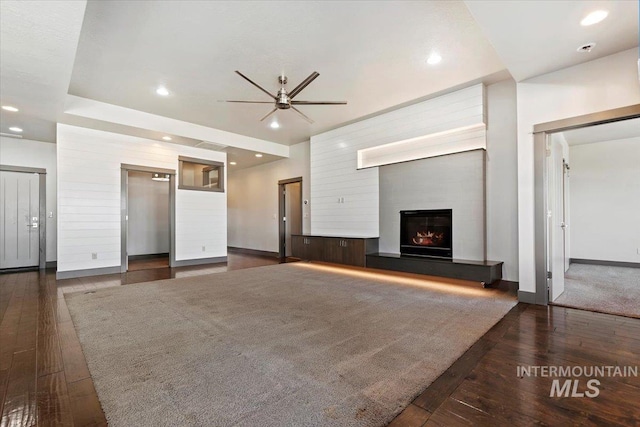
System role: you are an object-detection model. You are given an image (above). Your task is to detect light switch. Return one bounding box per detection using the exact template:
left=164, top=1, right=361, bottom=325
left=48, top=212, right=53, bottom=218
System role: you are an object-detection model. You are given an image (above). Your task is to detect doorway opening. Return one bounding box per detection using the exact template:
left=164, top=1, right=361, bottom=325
left=0, top=165, right=46, bottom=271
left=120, top=165, right=176, bottom=272
left=533, top=105, right=640, bottom=315
left=278, top=177, right=302, bottom=260
left=545, top=117, right=640, bottom=318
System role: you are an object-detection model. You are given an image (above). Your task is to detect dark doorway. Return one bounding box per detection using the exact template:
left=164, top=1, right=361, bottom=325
left=278, top=177, right=303, bottom=259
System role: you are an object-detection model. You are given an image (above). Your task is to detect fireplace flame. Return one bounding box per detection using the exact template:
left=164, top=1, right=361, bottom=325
left=412, top=231, right=444, bottom=246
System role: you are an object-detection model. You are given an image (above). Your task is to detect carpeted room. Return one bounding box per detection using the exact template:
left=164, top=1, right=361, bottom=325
left=554, top=264, right=639, bottom=318
left=546, top=120, right=640, bottom=319
left=64, top=263, right=516, bottom=426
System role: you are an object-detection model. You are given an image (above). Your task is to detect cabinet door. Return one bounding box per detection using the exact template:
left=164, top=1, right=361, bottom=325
left=291, top=236, right=306, bottom=259
left=308, top=237, right=324, bottom=261
left=342, top=239, right=365, bottom=267
left=322, top=238, right=342, bottom=264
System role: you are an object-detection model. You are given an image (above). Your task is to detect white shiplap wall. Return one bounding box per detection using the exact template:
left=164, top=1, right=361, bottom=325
left=310, top=84, right=485, bottom=237
left=57, top=124, right=227, bottom=274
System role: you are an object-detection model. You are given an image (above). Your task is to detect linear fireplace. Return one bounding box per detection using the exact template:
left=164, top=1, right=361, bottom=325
left=400, top=209, right=452, bottom=258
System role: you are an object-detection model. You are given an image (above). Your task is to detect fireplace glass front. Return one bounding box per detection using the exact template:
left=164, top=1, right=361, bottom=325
left=400, top=209, right=452, bottom=258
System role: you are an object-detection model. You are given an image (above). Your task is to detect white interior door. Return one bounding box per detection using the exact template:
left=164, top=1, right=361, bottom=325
left=0, top=171, right=40, bottom=269
left=549, top=141, right=565, bottom=301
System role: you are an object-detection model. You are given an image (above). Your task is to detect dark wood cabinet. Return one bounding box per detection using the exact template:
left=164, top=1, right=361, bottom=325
left=291, top=235, right=378, bottom=267
left=290, top=236, right=305, bottom=260
left=291, top=235, right=324, bottom=261
left=322, top=238, right=344, bottom=264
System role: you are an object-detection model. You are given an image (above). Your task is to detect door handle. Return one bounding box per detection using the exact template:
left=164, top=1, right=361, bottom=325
left=27, top=216, right=38, bottom=229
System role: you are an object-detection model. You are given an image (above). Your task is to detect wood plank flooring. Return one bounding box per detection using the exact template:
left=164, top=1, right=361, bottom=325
left=389, top=304, right=640, bottom=426
left=1, top=255, right=639, bottom=426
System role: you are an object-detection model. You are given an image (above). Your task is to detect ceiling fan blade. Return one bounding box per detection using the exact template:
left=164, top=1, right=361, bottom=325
left=291, top=106, right=314, bottom=124
left=218, top=100, right=274, bottom=104
left=259, top=108, right=278, bottom=121
left=291, top=101, right=347, bottom=105
left=288, top=72, right=320, bottom=99
left=235, top=71, right=276, bottom=99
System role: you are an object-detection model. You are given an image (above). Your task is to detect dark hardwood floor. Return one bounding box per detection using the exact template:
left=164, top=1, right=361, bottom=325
left=390, top=304, right=640, bottom=426
left=1, top=255, right=639, bottom=426
left=126, top=256, right=169, bottom=271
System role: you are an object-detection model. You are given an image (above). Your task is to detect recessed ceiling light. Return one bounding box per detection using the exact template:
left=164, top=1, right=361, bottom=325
left=156, top=86, right=170, bottom=96
left=255, top=153, right=263, bottom=158
left=581, top=10, right=608, bottom=26
left=9, top=127, right=23, bottom=133
left=426, top=53, right=442, bottom=65
left=229, top=161, right=237, bottom=165
left=162, top=136, right=172, bottom=141
left=2, top=105, right=19, bottom=112
left=270, top=121, right=280, bottom=129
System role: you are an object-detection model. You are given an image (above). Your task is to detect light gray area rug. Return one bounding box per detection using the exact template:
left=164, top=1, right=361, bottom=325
left=554, top=263, right=640, bottom=318
left=66, top=263, right=516, bottom=427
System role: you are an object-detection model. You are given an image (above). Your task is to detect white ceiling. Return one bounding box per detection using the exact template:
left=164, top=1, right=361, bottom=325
left=0, top=0, right=86, bottom=143
left=67, top=0, right=506, bottom=145
left=465, top=0, right=639, bottom=82
left=1, top=0, right=638, bottom=163
left=562, top=117, right=640, bottom=146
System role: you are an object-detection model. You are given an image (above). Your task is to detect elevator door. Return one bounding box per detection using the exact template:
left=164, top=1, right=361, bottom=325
left=0, top=171, right=40, bottom=268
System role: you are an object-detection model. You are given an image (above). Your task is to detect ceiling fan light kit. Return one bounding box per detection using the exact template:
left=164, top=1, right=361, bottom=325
left=222, top=71, right=347, bottom=124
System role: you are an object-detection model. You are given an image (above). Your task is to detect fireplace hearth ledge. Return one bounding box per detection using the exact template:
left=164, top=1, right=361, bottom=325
left=366, top=252, right=503, bottom=287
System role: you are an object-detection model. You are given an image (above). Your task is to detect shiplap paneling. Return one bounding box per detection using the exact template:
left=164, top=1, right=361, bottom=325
left=57, top=124, right=227, bottom=273
left=310, top=84, right=485, bottom=237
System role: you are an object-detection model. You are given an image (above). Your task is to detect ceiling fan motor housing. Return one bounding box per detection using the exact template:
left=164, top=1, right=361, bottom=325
left=224, top=70, right=346, bottom=123
left=277, top=88, right=292, bottom=109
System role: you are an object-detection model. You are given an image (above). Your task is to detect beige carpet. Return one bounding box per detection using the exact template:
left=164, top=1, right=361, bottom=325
left=553, top=263, right=640, bottom=318
left=65, top=263, right=516, bottom=427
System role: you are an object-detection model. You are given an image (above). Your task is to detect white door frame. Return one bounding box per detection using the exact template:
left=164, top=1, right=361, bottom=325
left=120, top=164, right=176, bottom=272
left=0, top=164, right=47, bottom=270
left=532, top=104, right=640, bottom=305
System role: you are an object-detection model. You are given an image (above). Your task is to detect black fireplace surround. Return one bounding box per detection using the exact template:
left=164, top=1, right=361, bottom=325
left=400, top=209, right=452, bottom=258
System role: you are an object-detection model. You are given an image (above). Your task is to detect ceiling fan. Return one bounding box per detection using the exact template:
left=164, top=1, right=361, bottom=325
left=221, top=71, right=347, bottom=124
